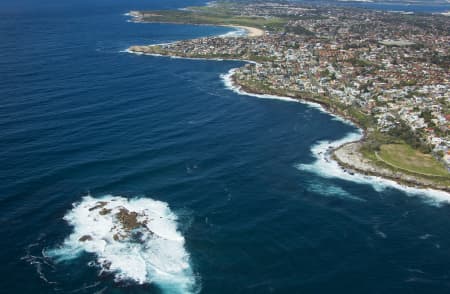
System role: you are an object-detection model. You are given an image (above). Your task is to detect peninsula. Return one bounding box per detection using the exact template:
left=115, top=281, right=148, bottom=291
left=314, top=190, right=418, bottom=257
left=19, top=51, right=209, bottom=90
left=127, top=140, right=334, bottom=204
left=128, top=1, right=450, bottom=192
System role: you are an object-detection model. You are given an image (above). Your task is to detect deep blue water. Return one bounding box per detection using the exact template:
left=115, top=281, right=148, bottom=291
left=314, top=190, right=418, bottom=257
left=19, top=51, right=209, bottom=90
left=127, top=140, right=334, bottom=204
left=2, top=0, right=450, bottom=293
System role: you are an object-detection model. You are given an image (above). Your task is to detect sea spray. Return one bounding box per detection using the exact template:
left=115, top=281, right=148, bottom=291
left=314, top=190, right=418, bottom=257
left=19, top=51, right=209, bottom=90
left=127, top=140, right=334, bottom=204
left=220, top=69, right=299, bottom=103
left=47, top=195, right=198, bottom=293
left=126, top=41, right=450, bottom=205
left=220, top=68, right=450, bottom=204
left=297, top=132, right=450, bottom=204
left=218, top=27, right=247, bottom=38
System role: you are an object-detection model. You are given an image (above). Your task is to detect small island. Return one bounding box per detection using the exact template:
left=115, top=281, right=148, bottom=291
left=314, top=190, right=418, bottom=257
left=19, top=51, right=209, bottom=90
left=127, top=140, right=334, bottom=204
left=128, top=1, right=450, bottom=192
left=49, top=195, right=194, bottom=288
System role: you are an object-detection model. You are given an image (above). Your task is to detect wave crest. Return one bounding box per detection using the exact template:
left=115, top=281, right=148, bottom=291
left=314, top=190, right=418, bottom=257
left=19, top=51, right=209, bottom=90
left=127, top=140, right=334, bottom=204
left=297, top=132, right=450, bottom=204
left=47, top=195, right=197, bottom=293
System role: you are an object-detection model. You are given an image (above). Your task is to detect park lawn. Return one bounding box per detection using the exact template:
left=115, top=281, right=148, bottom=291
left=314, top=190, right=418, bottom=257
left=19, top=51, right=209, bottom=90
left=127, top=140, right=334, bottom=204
left=378, top=143, right=450, bottom=178
left=139, top=10, right=287, bottom=31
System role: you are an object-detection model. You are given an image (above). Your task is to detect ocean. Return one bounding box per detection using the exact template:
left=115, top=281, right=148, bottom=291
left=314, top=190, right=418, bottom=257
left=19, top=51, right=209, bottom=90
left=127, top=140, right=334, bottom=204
left=1, top=0, right=450, bottom=293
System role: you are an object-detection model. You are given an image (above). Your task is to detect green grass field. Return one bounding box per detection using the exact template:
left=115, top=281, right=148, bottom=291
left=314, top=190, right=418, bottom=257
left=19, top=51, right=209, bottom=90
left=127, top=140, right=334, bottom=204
left=139, top=10, right=287, bottom=31
left=376, top=143, right=450, bottom=178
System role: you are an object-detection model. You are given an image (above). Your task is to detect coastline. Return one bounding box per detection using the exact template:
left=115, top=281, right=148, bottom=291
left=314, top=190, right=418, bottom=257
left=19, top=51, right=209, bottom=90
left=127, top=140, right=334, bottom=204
left=220, top=25, right=264, bottom=37
left=332, top=142, right=450, bottom=192
left=126, top=11, right=265, bottom=38
left=220, top=68, right=450, bottom=199
left=126, top=17, right=450, bottom=198
left=296, top=132, right=450, bottom=203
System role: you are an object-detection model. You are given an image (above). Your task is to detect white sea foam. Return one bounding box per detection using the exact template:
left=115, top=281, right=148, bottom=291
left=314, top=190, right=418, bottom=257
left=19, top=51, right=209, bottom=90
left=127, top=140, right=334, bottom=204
left=220, top=68, right=299, bottom=103
left=220, top=68, right=450, bottom=203
left=219, top=27, right=248, bottom=38
left=296, top=132, right=450, bottom=205
left=125, top=48, right=258, bottom=64
left=47, top=195, right=197, bottom=293
left=306, top=180, right=365, bottom=202
left=221, top=68, right=343, bottom=114
left=21, top=243, right=57, bottom=285
left=220, top=67, right=450, bottom=203
left=124, top=30, right=450, bottom=205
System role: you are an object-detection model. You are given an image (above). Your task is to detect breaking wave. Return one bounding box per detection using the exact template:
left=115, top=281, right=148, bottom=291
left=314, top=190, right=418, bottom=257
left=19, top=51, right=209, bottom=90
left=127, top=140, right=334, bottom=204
left=306, top=179, right=365, bottom=202
left=220, top=67, right=450, bottom=203
left=219, top=27, right=248, bottom=38
left=47, top=195, right=198, bottom=293
left=296, top=132, right=450, bottom=205
left=125, top=37, right=450, bottom=206
left=221, top=68, right=335, bottom=113
left=221, top=68, right=300, bottom=103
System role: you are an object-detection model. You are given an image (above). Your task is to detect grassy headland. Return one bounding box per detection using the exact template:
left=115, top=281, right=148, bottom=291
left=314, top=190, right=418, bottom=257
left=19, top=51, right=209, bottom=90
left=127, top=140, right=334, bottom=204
left=236, top=77, right=450, bottom=189
left=128, top=1, right=450, bottom=191
left=134, top=4, right=288, bottom=32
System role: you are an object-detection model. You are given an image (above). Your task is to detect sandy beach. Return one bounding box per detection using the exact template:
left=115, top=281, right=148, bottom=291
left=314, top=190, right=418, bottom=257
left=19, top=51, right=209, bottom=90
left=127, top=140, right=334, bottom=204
left=126, top=7, right=449, bottom=196
left=223, top=25, right=265, bottom=37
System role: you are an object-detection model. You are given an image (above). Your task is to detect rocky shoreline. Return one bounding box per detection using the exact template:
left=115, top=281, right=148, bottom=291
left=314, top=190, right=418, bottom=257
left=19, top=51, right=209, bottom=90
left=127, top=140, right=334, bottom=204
left=332, top=142, right=450, bottom=193
left=228, top=72, right=450, bottom=193
left=127, top=44, right=450, bottom=195
left=230, top=74, right=362, bottom=127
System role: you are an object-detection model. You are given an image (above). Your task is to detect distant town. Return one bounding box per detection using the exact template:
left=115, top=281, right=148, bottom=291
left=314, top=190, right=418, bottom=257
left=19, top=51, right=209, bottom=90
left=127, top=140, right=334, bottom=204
left=129, top=1, right=450, bottom=190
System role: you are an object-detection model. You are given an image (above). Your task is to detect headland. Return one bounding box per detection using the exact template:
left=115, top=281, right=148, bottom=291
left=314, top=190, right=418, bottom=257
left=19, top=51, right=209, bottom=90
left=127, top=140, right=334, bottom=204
left=127, top=1, right=450, bottom=193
